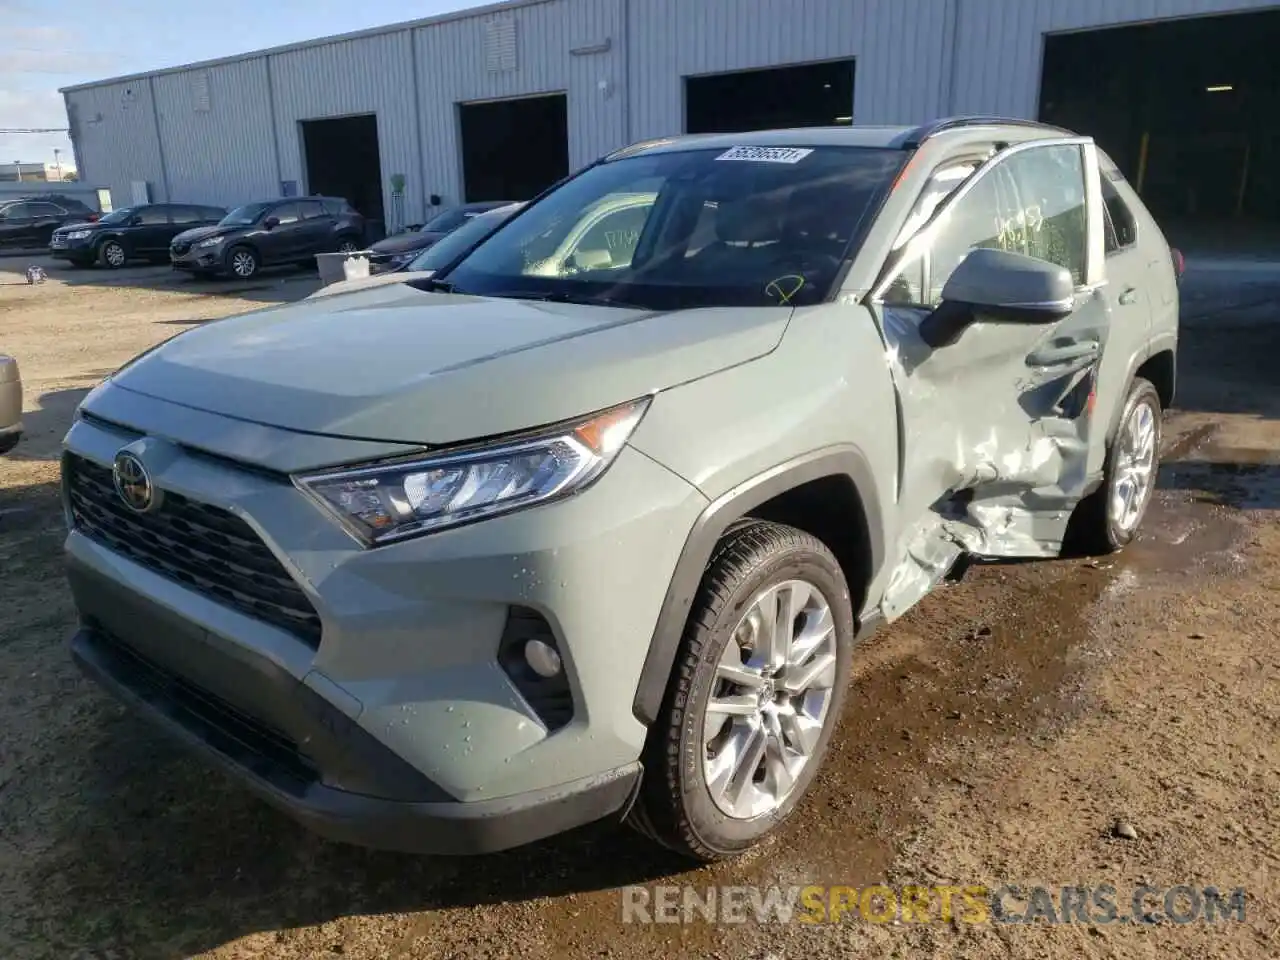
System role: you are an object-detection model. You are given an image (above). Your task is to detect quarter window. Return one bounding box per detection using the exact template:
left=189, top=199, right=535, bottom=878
left=1101, top=177, right=1138, bottom=252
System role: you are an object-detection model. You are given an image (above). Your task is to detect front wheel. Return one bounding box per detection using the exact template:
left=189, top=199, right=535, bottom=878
left=98, top=240, right=127, bottom=269
left=336, top=238, right=360, bottom=255
left=1068, top=377, right=1163, bottom=554
left=226, top=245, right=259, bottom=280
left=630, top=520, right=855, bottom=861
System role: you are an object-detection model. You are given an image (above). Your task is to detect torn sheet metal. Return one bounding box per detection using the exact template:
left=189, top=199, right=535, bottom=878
left=876, top=301, right=1107, bottom=623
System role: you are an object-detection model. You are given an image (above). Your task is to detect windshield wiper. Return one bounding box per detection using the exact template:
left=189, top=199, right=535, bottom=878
left=412, top=277, right=462, bottom=294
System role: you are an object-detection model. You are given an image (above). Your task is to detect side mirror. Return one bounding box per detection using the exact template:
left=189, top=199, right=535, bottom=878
left=263, top=216, right=280, bottom=230
left=920, top=248, right=1075, bottom=348
left=129, top=215, right=143, bottom=226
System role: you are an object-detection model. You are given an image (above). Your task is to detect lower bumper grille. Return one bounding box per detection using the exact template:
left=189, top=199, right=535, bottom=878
left=64, top=454, right=323, bottom=647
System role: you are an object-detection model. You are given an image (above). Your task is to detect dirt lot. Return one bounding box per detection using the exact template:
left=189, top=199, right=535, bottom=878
left=1, top=255, right=1277, bottom=960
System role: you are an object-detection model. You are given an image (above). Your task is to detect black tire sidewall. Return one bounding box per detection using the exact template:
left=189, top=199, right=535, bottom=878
left=1101, top=379, right=1163, bottom=549
left=674, top=538, right=854, bottom=855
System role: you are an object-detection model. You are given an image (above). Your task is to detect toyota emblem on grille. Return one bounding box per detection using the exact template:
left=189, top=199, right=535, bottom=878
left=112, top=450, right=159, bottom=513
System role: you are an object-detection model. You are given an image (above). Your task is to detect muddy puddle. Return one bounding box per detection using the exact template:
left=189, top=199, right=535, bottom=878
left=539, top=425, right=1265, bottom=955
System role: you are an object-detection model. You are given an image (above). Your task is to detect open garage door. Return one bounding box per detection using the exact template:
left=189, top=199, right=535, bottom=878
left=301, top=114, right=385, bottom=238
left=685, top=59, right=855, bottom=134
left=1040, top=10, right=1280, bottom=231
left=459, top=93, right=569, bottom=202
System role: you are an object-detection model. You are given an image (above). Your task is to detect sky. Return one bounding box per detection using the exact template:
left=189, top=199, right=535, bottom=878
left=0, top=0, right=475, bottom=166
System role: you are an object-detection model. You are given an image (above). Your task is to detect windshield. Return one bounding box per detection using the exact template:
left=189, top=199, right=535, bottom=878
left=96, top=207, right=135, bottom=225
left=442, top=146, right=904, bottom=310
left=219, top=202, right=273, bottom=226
left=407, top=205, right=522, bottom=272
left=421, top=207, right=480, bottom=234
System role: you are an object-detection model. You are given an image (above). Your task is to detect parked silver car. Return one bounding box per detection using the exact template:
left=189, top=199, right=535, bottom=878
left=63, top=118, right=1178, bottom=861
left=0, top=355, right=21, bottom=455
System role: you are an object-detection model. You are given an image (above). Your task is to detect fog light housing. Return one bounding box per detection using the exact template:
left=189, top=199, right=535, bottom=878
left=497, top=608, right=573, bottom=731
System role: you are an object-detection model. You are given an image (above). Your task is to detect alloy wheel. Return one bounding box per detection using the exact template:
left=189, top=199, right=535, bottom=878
left=104, top=243, right=125, bottom=267
left=1110, top=399, right=1158, bottom=534
left=702, top=578, right=838, bottom=820
left=231, top=250, right=257, bottom=278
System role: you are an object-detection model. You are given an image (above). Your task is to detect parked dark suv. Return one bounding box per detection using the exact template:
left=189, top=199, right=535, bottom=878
left=170, top=197, right=366, bottom=279
left=0, top=197, right=95, bottom=251
left=50, top=203, right=226, bottom=268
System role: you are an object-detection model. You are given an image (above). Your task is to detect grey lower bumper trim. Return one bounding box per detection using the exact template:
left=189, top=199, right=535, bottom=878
left=71, top=626, right=642, bottom=855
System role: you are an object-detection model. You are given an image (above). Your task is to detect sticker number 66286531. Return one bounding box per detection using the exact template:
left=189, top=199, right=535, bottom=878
left=716, top=146, right=814, bottom=164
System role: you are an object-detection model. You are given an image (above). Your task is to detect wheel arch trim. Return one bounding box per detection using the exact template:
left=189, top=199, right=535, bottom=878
left=631, top=445, right=884, bottom=725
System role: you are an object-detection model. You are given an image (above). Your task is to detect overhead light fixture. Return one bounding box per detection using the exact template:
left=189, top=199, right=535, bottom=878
left=834, top=115, right=853, bottom=123
left=1206, top=84, right=1233, bottom=92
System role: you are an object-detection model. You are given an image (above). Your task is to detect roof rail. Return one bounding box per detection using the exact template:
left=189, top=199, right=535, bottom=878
left=895, top=116, right=1075, bottom=149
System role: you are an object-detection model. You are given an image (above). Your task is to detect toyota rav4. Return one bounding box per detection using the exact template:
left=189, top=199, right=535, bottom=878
left=62, top=118, right=1179, bottom=861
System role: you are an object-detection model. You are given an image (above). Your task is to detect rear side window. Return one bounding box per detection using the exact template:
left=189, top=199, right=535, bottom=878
left=321, top=198, right=353, bottom=217
left=136, top=206, right=171, bottom=225
left=1101, top=177, right=1138, bottom=253
left=297, top=200, right=326, bottom=219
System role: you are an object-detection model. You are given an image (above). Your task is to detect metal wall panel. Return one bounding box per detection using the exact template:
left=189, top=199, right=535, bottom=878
left=413, top=0, right=627, bottom=209
left=152, top=58, right=278, bottom=207
left=949, top=0, right=1280, bottom=118
left=625, top=0, right=951, bottom=139
left=269, top=30, right=421, bottom=222
left=63, top=0, right=1280, bottom=221
left=64, top=80, right=166, bottom=207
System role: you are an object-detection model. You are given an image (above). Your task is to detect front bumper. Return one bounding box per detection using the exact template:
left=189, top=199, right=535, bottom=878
left=170, top=246, right=223, bottom=271
left=49, top=238, right=95, bottom=260
left=71, top=625, right=641, bottom=854
left=62, top=389, right=706, bottom=851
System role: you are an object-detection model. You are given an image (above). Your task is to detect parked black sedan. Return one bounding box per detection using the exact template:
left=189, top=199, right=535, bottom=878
left=0, top=197, right=94, bottom=251
left=367, top=201, right=516, bottom=272
left=50, top=203, right=226, bottom=268
left=170, top=197, right=365, bottom=279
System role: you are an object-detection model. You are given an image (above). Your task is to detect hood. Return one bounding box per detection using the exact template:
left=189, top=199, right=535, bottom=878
left=106, top=286, right=791, bottom=446
left=54, top=220, right=100, bottom=233
left=307, top=269, right=436, bottom=299
left=370, top=232, right=440, bottom=256
left=172, top=224, right=234, bottom=244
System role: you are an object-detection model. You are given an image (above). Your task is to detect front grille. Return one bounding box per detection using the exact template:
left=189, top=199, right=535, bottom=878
left=171, top=241, right=191, bottom=255
left=65, top=454, right=322, bottom=647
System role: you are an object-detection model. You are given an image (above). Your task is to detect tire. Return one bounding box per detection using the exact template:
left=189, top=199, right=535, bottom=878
left=98, top=239, right=127, bottom=269
left=226, top=245, right=259, bottom=280
left=1066, top=377, right=1163, bottom=555
left=336, top=237, right=360, bottom=255
left=0, top=433, right=19, bottom=456
left=629, top=520, right=855, bottom=861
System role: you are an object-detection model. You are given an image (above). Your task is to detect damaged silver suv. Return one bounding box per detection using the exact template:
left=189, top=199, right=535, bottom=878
left=62, top=118, right=1178, bottom=862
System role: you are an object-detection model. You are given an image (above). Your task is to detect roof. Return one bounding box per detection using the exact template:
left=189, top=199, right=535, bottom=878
left=608, top=118, right=1079, bottom=160
left=60, top=0, right=551, bottom=93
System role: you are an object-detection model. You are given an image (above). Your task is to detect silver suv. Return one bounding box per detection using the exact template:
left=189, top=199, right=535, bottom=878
left=62, top=118, right=1178, bottom=861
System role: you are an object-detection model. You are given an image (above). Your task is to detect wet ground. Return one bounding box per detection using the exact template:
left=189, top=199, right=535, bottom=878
left=0, top=256, right=1277, bottom=959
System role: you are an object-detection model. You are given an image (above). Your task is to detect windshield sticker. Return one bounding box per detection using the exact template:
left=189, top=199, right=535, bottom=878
left=716, top=146, right=814, bottom=164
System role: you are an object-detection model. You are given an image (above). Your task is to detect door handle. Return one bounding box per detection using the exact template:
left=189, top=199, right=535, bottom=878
left=1118, top=287, right=1140, bottom=305
left=1027, top=341, right=1100, bottom=368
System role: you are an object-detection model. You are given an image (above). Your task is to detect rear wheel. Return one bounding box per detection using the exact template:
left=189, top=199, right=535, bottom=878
left=630, top=520, right=855, bottom=861
left=98, top=240, right=127, bottom=269
left=1068, top=377, right=1163, bottom=554
left=226, top=245, right=259, bottom=280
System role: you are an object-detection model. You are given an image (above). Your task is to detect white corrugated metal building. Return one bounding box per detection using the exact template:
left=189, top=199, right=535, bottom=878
left=61, top=0, right=1280, bottom=231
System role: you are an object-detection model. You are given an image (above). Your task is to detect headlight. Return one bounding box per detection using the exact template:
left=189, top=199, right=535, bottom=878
left=196, top=236, right=223, bottom=248
left=295, top=398, right=651, bottom=545
left=66, top=229, right=93, bottom=240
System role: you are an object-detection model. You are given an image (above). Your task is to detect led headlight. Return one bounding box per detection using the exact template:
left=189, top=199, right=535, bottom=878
left=196, top=236, right=224, bottom=248
left=296, top=398, right=651, bottom=545
left=66, top=229, right=93, bottom=240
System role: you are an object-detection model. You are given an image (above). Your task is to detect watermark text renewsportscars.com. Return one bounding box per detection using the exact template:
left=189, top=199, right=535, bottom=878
left=620, top=883, right=1247, bottom=926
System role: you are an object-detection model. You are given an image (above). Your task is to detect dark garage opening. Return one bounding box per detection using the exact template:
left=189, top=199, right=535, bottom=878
left=685, top=59, right=855, bottom=134
left=301, top=114, right=385, bottom=239
left=1040, top=10, right=1280, bottom=232
left=459, top=93, right=569, bottom=202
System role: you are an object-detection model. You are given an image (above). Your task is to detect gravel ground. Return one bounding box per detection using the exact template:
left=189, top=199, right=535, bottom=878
left=0, top=255, right=1277, bottom=959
